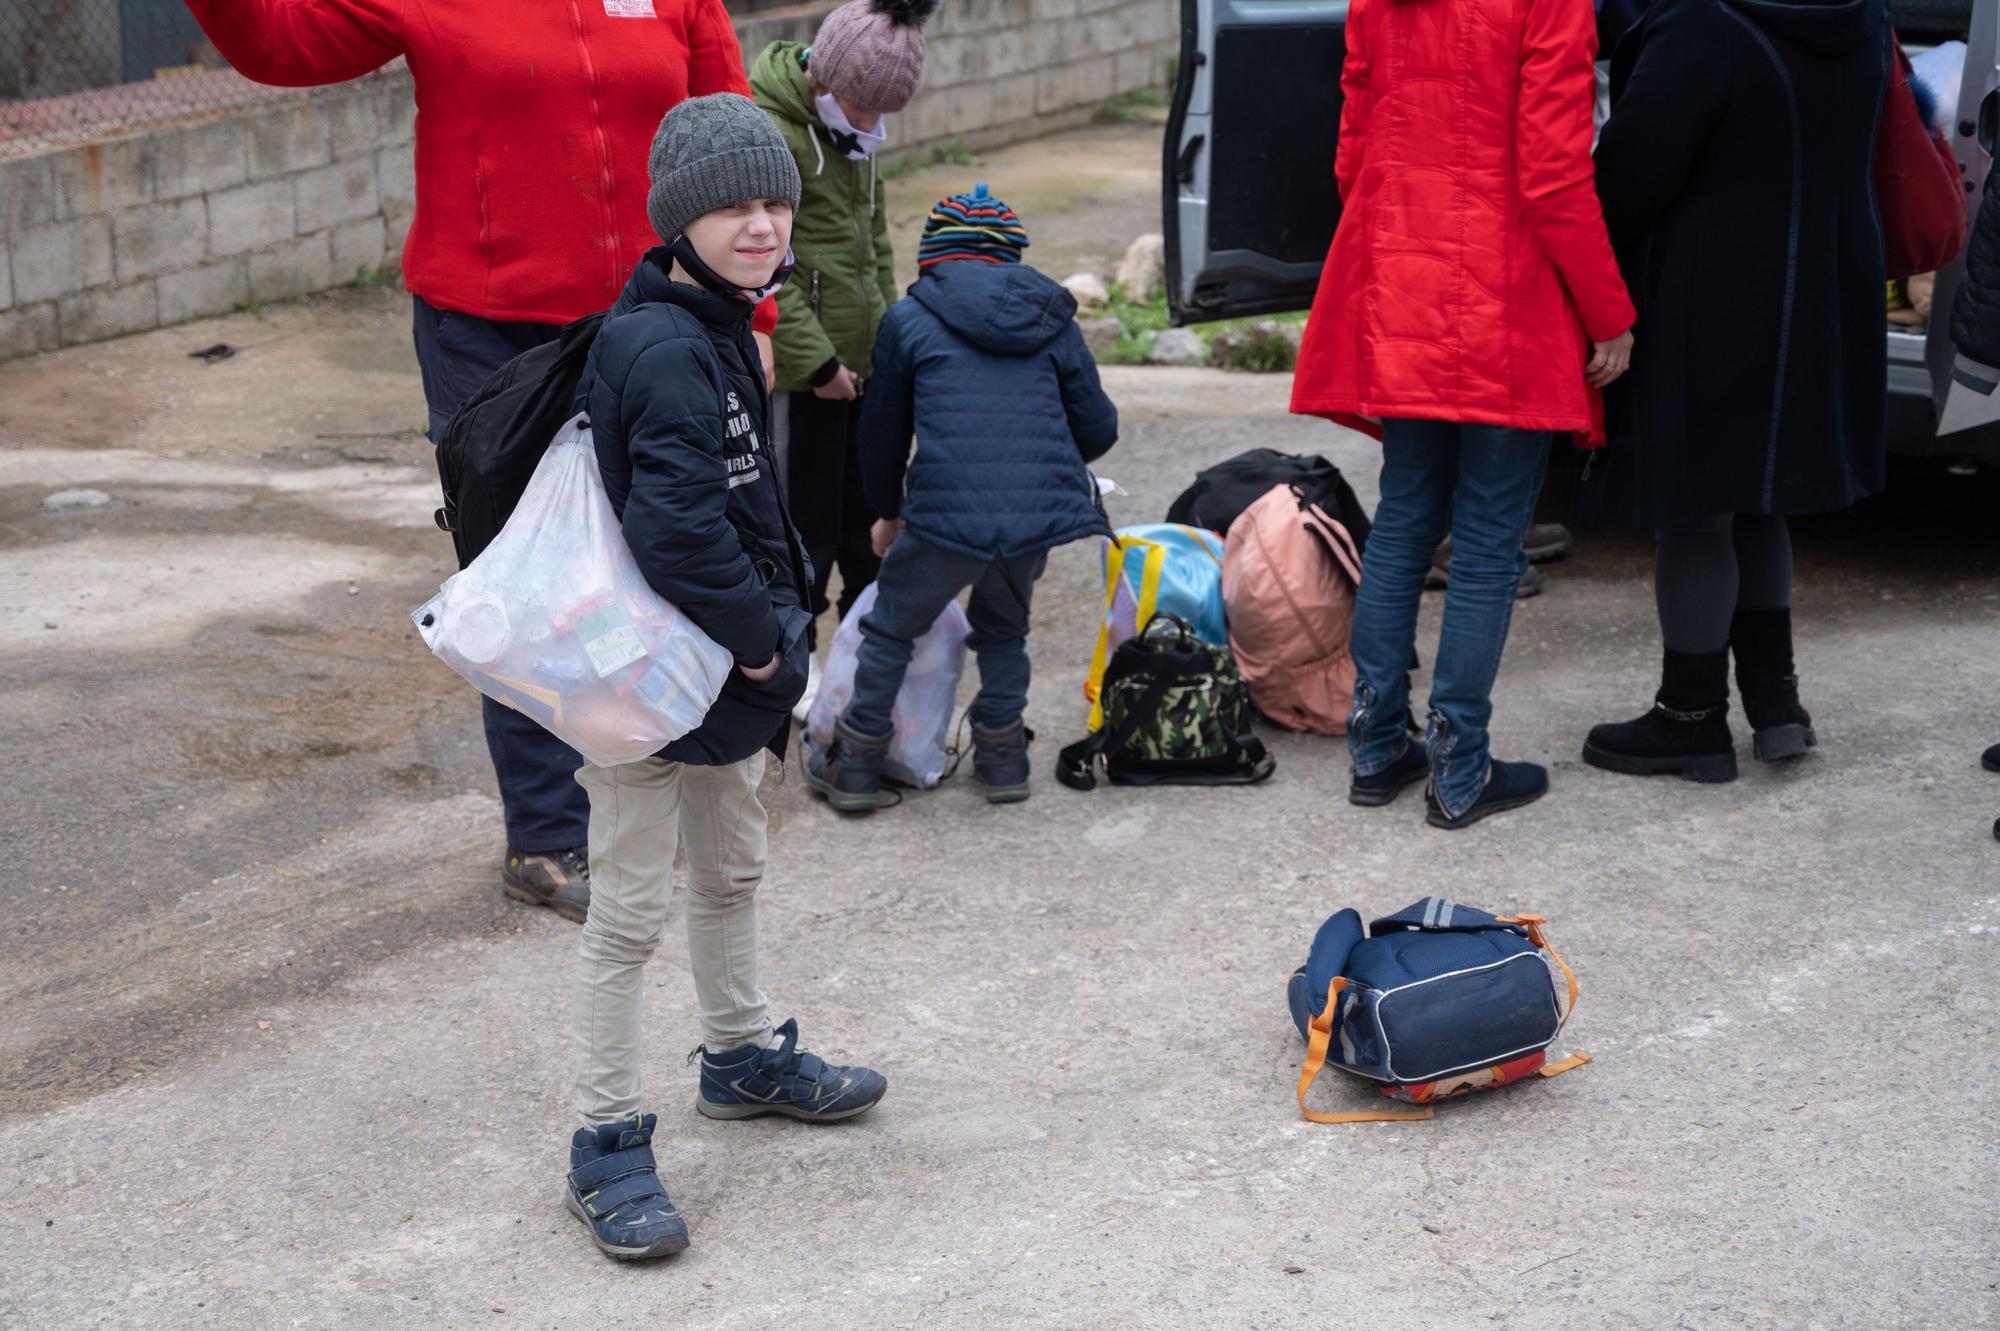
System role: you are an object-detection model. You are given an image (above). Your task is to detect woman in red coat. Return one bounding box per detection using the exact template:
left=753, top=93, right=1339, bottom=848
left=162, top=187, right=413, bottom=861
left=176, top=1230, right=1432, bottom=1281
left=184, top=0, right=781, bottom=918
left=1291, top=0, right=1635, bottom=829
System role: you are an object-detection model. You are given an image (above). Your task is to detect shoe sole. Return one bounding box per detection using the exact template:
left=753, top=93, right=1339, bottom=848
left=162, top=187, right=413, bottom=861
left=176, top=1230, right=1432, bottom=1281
left=803, top=769, right=884, bottom=815
left=564, top=1189, right=688, bottom=1260
left=1424, top=782, right=1549, bottom=830
left=1752, top=724, right=1817, bottom=762
left=1582, top=740, right=1739, bottom=783
left=1523, top=538, right=1571, bottom=564
left=502, top=879, right=588, bottom=925
left=695, top=1089, right=886, bottom=1123
left=1348, top=767, right=1426, bottom=807
left=980, top=783, right=1032, bottom=804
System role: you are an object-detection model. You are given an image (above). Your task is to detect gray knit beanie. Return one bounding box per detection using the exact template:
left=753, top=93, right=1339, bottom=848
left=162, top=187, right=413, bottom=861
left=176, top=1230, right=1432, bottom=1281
left=646, top=93, right=803, bottom=245
left=810, top=0, right=940, bottom=113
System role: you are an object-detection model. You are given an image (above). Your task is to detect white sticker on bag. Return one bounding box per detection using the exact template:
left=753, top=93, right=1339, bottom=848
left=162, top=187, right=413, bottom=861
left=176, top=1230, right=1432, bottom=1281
left=577, top=605, right=648, bottom=677
left=604, top=0, right=656, bottom=16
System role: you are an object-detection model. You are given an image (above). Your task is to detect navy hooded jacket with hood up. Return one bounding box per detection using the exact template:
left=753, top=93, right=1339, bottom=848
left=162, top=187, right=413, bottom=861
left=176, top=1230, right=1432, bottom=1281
left=575, top=249, right=815, bottom=767
left=856, top=261, right=1119, bottom=561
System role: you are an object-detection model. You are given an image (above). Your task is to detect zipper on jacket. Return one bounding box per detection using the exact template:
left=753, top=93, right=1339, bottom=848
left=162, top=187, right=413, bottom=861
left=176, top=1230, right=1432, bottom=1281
left=811, top=269, right=822, bottom=321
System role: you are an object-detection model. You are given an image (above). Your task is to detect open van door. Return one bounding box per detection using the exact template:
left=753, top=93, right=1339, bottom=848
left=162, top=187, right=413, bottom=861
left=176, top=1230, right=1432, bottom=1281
left=1924, top=0, right=2000, bottom=441
left=1162, top=0, right=1349, bottom=325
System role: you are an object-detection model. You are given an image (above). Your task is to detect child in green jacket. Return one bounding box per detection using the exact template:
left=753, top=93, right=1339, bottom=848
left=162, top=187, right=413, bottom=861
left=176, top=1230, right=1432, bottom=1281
left=749, top=0, right=937, bottom=716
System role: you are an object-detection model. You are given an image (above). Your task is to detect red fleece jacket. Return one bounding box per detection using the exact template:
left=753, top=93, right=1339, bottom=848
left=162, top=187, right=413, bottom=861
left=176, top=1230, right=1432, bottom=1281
left=185, top=0, right=779, bottom=332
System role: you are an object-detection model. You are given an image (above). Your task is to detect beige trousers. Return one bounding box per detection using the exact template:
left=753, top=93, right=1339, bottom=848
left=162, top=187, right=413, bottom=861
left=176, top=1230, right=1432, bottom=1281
left=571, top=752, right=773, bottom=1127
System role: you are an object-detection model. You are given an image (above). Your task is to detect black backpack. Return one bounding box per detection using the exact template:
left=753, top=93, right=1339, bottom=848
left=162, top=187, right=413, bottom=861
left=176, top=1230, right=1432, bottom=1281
left=1167, top=449, right=1372, bottom=552
left=433, top=310, right=606, bottom=568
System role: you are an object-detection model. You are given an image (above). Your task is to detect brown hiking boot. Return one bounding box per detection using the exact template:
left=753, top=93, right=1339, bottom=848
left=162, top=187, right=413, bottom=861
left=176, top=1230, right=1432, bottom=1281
left=503, top=846, right=591, bottom=923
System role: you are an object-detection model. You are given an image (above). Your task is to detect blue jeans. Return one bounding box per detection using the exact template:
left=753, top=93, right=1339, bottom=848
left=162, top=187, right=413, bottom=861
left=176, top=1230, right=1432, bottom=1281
left=412, top=295, right=591, bottom=853
left=842, top=533, right=1048, bottom=737
left=1348, top=419, right=1550, bottom=818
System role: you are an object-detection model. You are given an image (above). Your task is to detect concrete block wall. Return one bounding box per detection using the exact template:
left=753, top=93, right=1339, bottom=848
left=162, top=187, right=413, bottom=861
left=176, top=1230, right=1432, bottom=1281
left=735, top=0, right=1176, bottom=157
left=2, top=0, right=1173, bottom=358
left=0, top=68, right=415, bottom=358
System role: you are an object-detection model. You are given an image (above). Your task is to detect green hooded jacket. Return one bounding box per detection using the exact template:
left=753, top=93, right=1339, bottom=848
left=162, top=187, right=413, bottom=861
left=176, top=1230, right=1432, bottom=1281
left=749, top=40, right=898, bottom=393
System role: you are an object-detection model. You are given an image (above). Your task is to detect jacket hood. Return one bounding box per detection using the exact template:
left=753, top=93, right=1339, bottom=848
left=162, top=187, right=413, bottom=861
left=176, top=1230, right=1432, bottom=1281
left=749, top=41, right=816, bottom=125
left=1726, top=0, right=1877, bottom=55
left=911, top=261, right=1079, bottom=354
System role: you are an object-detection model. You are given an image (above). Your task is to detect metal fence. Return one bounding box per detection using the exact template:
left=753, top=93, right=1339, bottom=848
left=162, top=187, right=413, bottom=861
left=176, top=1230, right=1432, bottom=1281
left=0, top=0, right=291, bottom=157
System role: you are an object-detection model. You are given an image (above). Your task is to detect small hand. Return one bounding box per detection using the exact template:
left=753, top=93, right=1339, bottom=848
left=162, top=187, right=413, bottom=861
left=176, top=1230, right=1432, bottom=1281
left=813, top=366, right=860, bottom=401
left=870, top=517, right=904, bottom=559
left=1586, top=329, right=1634, bottom=388
left=740, top=651, right=781, bottom=683
left=753, top=331, right=775, bottom=393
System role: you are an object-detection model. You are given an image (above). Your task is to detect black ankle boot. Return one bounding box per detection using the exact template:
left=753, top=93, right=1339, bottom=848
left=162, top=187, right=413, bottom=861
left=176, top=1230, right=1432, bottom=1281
left=1583, top=648, right=1739, bottom=783
left=971, top=720, right=1033, bottom=804
left=805, top=717, right=893, bottom=814
left=1730, top=606, right=1817, bottom=761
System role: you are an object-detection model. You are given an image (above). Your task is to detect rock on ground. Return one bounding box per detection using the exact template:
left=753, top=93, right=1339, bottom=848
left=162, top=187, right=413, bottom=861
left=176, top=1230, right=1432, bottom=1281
left=1062, top=272, right=1110, bottom=309
left=1210, top=320, right=1303, bottom=373
left=40, top=488, right=113, bottom=512
left=1077, top=316, right=1123, bottom=357
left=1115, top=232, right=1166, bottom=298
left=1146, top=327, right=1208, bottom=367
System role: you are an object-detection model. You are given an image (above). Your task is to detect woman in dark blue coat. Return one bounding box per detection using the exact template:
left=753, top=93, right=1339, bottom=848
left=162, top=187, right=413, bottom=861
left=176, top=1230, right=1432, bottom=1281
left=1579, top=0, right=1890, bottom=783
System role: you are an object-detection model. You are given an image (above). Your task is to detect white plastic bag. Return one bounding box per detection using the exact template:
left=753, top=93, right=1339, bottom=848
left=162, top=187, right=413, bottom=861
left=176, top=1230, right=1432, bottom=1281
left=804, top=581, right=968, bottom=788
left=413, top=415, right=735, bottom=768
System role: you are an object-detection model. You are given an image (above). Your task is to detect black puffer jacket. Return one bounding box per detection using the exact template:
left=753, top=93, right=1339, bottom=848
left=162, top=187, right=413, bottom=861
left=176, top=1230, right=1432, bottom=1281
left=576, top=250, right=814, bottom=766
left=1950, top=180, right=2000, bottom=368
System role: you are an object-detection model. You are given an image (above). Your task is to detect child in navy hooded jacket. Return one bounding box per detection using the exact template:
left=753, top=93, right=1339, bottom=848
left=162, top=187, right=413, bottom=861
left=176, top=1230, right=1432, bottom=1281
left=560, top=93, right=886, bottom=1266
left=807, top=184, right=1119, bottom=812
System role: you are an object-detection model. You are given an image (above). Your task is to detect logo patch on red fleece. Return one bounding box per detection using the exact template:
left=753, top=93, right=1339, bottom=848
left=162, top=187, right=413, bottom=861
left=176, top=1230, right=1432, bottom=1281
left=603, top=0, right=655, bottom=16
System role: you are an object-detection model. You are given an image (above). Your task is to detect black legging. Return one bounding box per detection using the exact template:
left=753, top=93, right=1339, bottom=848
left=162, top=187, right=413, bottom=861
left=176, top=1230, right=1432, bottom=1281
left=1654, top=513, right=1793, bottom=653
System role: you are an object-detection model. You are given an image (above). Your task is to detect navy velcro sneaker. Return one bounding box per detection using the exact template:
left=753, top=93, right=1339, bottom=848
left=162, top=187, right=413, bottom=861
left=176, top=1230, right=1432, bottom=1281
left=694, top=1018, right=887, bottom=1122
left=565, top=1113, right=690, bottom=1260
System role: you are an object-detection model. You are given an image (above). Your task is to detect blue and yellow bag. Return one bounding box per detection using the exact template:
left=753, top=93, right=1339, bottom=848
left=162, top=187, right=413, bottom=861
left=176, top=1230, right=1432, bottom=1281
left=1083, top=524, right=1227, bottom=730
left=1288, top=898, right=1587, bottom=1122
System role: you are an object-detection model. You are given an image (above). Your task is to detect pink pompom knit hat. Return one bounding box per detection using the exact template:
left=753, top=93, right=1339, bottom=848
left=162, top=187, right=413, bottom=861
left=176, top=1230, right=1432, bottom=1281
left=809, top=0, right=941, bottom=114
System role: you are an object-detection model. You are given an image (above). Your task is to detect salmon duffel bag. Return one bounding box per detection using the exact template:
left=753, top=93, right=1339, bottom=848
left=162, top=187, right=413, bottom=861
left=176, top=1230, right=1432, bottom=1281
left=1287, top=897, right=1588, bottom=1123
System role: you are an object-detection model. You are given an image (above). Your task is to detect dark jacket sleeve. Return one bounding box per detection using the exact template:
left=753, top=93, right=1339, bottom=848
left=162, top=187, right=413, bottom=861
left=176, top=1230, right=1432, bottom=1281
left=856, top=312, right=917, bottom=518
left=602, top=336, right=780, bottom=666
left=1055, top=322, right=1118, bottom=463
left=1951, top=182, right=2000, bottom=368
left=1593, top=0, right=1730, bottom=256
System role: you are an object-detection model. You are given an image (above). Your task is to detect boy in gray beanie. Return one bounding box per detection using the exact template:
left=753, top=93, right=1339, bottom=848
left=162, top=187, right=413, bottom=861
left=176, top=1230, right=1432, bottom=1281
left=562, top=91, right=887, bottom=1264
left=748, top=0, right=940, bottom=721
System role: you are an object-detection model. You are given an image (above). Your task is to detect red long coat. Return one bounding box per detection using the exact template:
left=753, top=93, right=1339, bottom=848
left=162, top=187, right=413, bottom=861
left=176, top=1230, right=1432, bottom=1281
left=187, top=0, right=778, bottom=332
left=1290, top=0, right=1635, bottom=442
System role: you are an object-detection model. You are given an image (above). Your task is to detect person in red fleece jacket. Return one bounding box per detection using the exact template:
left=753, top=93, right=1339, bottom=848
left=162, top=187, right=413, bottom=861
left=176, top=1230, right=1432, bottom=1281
left=184, top=0, right=781, bottom=919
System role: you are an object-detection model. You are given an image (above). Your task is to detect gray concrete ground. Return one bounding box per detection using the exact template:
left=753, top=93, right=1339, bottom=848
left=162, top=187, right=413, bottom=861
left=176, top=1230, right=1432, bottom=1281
left=2, top=122, right=1997, bottom=1330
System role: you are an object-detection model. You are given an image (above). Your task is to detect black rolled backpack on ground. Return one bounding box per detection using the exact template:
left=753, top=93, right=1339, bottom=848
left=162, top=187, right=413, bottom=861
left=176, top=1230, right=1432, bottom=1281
left=1167, top=448, right=1372, bottom=552
left=432, top=310, right=606, bottom=568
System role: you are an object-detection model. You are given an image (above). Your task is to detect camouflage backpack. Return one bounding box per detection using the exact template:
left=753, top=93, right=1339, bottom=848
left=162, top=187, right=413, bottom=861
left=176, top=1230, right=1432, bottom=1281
left=1057, top=614, right=1277, bottom=790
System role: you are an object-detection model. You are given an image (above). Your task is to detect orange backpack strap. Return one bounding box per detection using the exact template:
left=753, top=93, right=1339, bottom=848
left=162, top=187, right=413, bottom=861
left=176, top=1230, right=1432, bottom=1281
left=1497, top=912, right=1579, bottom=1030
left=1296, top=975, right=1435, bottom=1124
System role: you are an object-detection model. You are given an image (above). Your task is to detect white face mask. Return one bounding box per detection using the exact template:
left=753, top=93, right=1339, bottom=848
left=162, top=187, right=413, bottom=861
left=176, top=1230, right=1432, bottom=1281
left=815, top=92, right=888, bottom=161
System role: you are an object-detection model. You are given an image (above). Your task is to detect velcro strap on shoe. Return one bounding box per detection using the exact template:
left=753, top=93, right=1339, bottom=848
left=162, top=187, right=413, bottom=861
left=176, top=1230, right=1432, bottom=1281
left=579, top=1169, right=668, bottom=1218
left=568, top=1142, right=658, bottom=1193
left=793, top=1051, right=827, bottom=1082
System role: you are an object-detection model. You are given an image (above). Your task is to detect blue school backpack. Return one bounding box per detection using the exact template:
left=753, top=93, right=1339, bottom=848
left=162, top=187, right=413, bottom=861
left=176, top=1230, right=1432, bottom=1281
left=1288, top=898, right=1587, bottom=1123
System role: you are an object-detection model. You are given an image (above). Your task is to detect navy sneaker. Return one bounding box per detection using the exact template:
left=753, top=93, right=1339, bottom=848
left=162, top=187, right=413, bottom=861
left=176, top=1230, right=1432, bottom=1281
left=1348, top=740, right=1430, bottom=807
left=1424, top=758, right=1549, bottom=830
left=565, top=1114, right=690, bottom=1260
left=694, top=1018, right=887, bottom=1123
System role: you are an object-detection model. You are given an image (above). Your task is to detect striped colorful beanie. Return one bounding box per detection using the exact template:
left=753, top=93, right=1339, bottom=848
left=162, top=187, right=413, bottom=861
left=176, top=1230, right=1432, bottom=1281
left=917, top=182, right=1030, bottom=268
